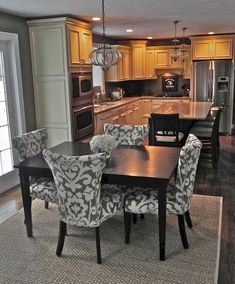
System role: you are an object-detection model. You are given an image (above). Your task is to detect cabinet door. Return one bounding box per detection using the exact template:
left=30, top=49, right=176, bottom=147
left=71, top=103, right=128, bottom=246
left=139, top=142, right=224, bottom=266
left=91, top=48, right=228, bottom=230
left=183, top=47, right=192, bottom=79
left=140, top=99, right=151, bottom=124
left=68, top=27, right=82, bottom=65
left=154, top=50, right=168, bottom=66
left=122, top=50, right=130, bottom=80
left=192, top=40, right=212, bottom=60
left=95, top=112, right=110, bottom=134
left=213, top=39, right=233, bottom=59
left=125, top=109, right=134, bottom=125
left=132, top=45, right=146, bottom=79
left=80, top=29, right=92, bottom=64
left=146, top=50, right=156, bottom=79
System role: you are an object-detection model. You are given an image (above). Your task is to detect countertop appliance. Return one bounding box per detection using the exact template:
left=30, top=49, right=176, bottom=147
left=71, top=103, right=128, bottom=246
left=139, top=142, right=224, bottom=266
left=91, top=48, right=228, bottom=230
left=193, top=60, right=233, bottom=133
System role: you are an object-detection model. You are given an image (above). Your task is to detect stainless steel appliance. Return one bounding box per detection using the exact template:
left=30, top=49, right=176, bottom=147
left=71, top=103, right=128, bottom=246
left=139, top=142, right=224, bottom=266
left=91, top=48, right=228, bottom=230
left=71, top=72, right=93, bottom=101
left=193, top=60, right=233, bottom=133
left=72, top=96, right=95, bottom=141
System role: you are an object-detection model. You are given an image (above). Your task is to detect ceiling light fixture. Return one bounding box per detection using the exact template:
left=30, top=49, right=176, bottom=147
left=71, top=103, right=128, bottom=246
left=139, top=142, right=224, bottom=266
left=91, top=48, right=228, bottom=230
left=89, top=0, right=121, bottom=71
left=208, top=31, right=214, bottom=35
left=147, top=36, right=153, bottom=39
left=179, top=27, right=189, bottom=63
left=170, top=20, right=181, bottom=62
left=92, top=17, right=101, bottom=21
left=126, top=29, right=133, bottom=32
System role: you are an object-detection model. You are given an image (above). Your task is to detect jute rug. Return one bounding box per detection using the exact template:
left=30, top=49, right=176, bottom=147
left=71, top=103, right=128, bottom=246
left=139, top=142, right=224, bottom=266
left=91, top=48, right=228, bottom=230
left=0, top=194, right=222, bottom=284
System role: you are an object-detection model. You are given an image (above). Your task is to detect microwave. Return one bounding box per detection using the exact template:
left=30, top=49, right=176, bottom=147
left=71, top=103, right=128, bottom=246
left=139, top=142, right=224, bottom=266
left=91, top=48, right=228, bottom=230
left=71, top=73, right=93, bottom=99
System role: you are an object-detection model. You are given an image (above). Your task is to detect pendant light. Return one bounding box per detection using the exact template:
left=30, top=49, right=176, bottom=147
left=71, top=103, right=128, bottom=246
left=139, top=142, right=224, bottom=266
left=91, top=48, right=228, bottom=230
left=170, top=20, right=181, bottom=62
left=180, top=27, right=189, bottom=63
left=89, top=0, right=121, bottom=71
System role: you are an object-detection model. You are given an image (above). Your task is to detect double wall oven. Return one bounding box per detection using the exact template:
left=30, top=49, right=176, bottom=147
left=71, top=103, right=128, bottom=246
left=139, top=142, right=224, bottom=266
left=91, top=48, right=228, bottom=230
left=71, top=70, right=94, bottom=141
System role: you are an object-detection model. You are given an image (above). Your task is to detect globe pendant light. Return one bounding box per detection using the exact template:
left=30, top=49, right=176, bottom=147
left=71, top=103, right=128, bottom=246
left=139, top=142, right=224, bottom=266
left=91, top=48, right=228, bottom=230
left=180, top=27, right=189, bottom=63
left=170, top=20, right=181, bottom=62
left=89, top=0, right=121, bottom=71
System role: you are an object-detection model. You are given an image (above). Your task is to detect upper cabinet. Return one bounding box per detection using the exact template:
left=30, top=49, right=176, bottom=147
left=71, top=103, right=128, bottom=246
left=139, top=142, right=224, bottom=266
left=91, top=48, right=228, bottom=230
left=66, top=20, right=93, bottom=66
left=130, top=41, right=146, bottom=80
left=146, top=50, right=156, bottom=79
left=105, top=45, right=131, bottom=82
left=191, top=36, right=233, bottom=60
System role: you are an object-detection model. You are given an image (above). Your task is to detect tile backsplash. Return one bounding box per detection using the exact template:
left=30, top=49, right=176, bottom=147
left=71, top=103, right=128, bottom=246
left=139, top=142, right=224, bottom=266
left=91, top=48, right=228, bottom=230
left=106, top=75, right=190, bottom=97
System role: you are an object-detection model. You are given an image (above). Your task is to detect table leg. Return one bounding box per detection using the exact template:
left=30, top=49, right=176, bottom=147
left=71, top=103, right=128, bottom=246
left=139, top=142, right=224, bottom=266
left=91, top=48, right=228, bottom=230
left=158, top=186, right=167, bottom=261
left=19, top=168, right=33, bottom=237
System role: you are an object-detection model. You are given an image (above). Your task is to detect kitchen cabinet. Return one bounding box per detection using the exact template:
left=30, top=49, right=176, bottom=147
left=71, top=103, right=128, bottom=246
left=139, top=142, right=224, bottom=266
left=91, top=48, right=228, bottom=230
left=191, top=36, right=233, bottom=60
left=130, top=41, right=146, bottom=80
left=105, top=46, right=131, bottom=82
left=146, top=50, right=156, bottom=79
left=28, top=17, right=93, bottom=147
left=67, top=21, right=93, bottom=66
left=154, top=49, right=169, bottom=66
left=183, top=46, right=192, bottom=79
left=139, top=99, right=152, bottom=124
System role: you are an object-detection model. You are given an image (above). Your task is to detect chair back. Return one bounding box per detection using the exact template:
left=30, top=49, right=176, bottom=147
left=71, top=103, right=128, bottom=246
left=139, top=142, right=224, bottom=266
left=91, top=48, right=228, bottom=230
left=43, top=150, right=107, bottom=227
left=104, top=123, right=149, bottom=146
left=212, top=107, right=222, bottom=138
left=12, top=128, right=47, bottom=161
left=149, top=113, right=180, bottom=146
left=175, top=134, right=202, bottom=213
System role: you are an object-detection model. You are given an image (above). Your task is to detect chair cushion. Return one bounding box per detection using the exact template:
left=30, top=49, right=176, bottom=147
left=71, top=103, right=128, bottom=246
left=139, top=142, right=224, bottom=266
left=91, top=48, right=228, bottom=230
left=99, top=184, right=124, bottom=223
left=125, top=184, right=183, bottom=215
left=30, top=177, right=58, bottom=204
left=155, top=131, right=184, bottom=142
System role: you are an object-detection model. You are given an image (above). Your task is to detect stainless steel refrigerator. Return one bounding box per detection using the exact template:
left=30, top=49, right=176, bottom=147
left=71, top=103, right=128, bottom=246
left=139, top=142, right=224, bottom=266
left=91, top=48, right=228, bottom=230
left=193, top=60, right=233, bottom=133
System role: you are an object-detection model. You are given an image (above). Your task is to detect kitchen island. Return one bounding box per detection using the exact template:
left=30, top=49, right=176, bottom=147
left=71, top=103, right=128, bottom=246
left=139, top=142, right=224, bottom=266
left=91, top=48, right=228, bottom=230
left=94, top=96, right=191, bottom=134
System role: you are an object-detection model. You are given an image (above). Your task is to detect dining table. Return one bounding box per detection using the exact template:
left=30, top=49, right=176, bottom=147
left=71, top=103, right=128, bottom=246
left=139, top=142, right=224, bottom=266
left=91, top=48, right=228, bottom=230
left=15, top=141, right=181, bottom=261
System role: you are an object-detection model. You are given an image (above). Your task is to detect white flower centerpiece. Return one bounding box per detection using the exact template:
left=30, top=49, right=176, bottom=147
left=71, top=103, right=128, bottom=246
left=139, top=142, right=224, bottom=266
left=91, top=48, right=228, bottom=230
left=89, top=134, right=119, bottom=162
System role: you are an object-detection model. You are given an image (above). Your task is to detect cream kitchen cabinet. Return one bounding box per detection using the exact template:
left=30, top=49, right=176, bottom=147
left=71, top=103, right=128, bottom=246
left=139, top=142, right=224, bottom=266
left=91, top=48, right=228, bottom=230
left=139, top=99, right=152, bottom=124
left=28, top=17, right=93, bottom=147
left=105, top=46, right=131, bottom=82
left=191, top=36, right=233, bottom=60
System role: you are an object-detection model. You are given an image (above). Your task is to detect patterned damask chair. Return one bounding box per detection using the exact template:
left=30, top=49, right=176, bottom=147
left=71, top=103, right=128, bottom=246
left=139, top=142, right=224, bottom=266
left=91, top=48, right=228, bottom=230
left=12, top=128, right=58, bottom=208
left=104, top=123, right=149, bottom=223
left=104, top=123, right=149, bottom=146
left=43, top=149, right=123, bottom=264
left=124, top=134, right=202, bottom=251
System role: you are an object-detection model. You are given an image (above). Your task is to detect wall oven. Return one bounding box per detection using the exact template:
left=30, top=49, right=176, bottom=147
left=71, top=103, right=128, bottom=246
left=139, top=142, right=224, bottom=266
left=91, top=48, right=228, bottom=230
left=71, top=72, right=93, bottom=100
left=72, top=96, right=95, bottom=141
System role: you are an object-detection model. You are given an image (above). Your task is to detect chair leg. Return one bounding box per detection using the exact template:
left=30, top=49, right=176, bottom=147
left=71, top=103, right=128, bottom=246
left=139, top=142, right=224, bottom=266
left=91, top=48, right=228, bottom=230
left=56, top=221, right=67, bottom=256
left=140, top=214, right=144, bottom=219
left=95, top=227, right=101, bottom=264
left=177, top=215, right=189, bottom=249
left=184, top=210, right=193, bottom=228
left=44, top=201, right=49, bottom=209
left=124, top=211, right=131, bottom=244
left=133, top=213, right=137, bottom=224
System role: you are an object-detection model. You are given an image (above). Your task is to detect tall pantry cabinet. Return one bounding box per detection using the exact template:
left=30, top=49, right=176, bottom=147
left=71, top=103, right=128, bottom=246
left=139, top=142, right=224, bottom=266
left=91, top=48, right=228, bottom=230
left=27, top=17, right=93, bottom=147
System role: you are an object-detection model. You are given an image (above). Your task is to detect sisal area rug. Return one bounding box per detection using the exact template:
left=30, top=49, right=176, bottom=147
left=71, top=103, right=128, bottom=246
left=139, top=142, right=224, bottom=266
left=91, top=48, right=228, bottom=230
left=0, top=194, right=222, bottom=284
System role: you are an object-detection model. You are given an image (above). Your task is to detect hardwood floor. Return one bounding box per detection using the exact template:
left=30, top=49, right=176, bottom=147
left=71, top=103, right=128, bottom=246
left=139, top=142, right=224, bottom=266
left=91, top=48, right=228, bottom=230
left=0, top=136, right=234, bottom=284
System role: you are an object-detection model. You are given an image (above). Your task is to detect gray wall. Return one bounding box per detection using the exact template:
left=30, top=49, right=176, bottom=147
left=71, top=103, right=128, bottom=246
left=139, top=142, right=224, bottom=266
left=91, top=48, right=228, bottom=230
left=0, top=12, right=36, bottom=131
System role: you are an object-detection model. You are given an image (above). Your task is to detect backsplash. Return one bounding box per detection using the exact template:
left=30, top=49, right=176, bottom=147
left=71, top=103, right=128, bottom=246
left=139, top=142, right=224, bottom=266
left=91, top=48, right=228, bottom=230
left=106, top=75, right=190, bottom=97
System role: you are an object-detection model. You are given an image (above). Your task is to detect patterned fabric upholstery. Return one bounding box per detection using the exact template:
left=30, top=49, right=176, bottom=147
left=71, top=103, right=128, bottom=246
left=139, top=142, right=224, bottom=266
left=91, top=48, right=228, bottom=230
left=125, top=134, right=202, bottom=215
left=12, top=128, right=57, bottom=204
left=12, top=128, right=48, bottom=161
left=104, top=123, right=149, bottom=146
left=43, top=150, right=123, bottom=227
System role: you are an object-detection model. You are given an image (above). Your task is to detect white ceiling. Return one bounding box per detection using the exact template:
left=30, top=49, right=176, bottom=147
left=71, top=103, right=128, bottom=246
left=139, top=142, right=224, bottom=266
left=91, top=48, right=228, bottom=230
left=0, top=0, right=235, bottom=39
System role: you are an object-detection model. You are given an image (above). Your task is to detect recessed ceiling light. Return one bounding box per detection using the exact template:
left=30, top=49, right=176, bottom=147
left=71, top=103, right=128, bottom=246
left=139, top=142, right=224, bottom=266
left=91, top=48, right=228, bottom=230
left=92, top=17, right=101, bottom=21
left=147, top=36, right=153, bottom=39
left=208, top=32, right=214, bottom=35
left=126, top=29, right=133, bottom=33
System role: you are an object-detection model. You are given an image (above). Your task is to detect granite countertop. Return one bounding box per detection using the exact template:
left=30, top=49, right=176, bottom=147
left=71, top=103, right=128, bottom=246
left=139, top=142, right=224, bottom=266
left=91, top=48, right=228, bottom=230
left=94, top=96, right=191, bottom=114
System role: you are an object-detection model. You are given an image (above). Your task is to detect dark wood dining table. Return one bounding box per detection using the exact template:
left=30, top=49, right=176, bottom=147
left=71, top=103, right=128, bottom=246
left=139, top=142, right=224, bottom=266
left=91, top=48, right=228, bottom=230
left=15, top=141, right=181, bottom=261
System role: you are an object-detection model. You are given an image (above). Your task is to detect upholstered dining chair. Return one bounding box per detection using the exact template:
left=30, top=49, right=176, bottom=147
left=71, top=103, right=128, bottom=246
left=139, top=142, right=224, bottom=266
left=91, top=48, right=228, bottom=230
left=104, top=123, right=149, bottom=146
left=149, top=113, right=184, bottom=147
left=43, top=149, right=123, bottom=264
left=104, top=123, right=149, bottom=223
left=12, top=128, right=58, bottom=208
left=189, top=107, right=222, bottom=169
left=124, top=134, right=202, bottom=252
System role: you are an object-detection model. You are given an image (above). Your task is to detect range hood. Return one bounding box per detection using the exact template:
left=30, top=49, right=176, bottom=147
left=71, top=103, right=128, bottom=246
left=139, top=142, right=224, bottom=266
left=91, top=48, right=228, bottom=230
left=154, top=66, right=184, bottom=76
